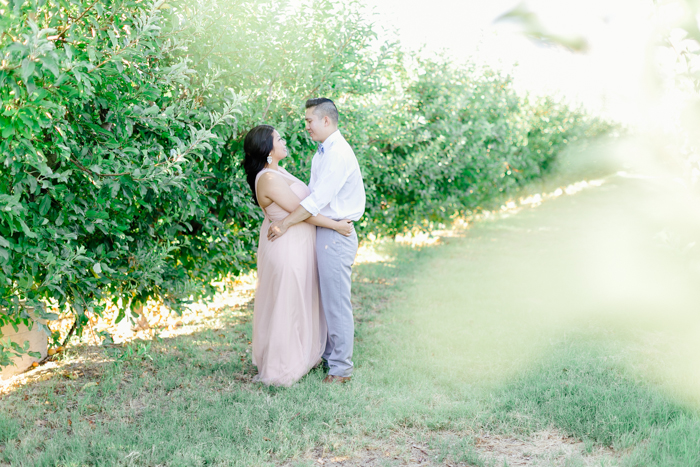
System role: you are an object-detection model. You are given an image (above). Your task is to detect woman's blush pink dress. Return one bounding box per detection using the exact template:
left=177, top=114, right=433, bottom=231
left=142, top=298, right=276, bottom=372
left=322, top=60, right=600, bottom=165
left=252, top=168, right=327, bottom=386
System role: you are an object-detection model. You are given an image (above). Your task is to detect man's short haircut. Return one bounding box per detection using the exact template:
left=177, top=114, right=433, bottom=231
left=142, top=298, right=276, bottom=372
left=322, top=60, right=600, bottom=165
left=305, top=97, right=339, bottom=124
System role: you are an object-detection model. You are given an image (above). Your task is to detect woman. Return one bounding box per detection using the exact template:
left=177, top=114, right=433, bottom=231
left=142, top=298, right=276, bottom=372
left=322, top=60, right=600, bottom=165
left=242, top=125, right=354, bottom=386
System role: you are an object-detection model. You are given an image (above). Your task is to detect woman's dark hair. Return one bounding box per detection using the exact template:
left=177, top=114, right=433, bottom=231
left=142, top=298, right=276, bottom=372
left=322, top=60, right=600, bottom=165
left=242, top=125, right=275, bottom=205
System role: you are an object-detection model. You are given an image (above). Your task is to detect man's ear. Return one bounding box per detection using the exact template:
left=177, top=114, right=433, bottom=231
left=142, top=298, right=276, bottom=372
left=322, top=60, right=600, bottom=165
left=323, top=115, right=331, bottom=127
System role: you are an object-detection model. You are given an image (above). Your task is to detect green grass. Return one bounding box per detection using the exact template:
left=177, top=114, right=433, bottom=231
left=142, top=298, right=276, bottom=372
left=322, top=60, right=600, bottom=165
left=485, top=341, right=685, bottom=447
left=2, top=143, right=700, bottom=466
left=0, top=244, right=432, bottom=466
left=1, top=240, right=698, bottom=466
left=627, top=416, right=700, bottom=467
left=0, top=413, right=19, bottom=445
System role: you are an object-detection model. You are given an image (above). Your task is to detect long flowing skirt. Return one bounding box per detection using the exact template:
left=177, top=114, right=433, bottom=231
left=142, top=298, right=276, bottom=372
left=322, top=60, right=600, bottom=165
left=252, top=219, right=326, bottom=386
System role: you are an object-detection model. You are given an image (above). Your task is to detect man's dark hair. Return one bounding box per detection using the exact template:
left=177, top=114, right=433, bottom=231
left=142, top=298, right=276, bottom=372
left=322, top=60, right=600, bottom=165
left=305, top=98, right=339, bottom=124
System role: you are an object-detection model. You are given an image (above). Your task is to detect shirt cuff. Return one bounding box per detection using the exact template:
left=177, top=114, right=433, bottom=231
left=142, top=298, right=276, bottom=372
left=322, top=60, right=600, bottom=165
left=300, top=197, right=320, bottom=216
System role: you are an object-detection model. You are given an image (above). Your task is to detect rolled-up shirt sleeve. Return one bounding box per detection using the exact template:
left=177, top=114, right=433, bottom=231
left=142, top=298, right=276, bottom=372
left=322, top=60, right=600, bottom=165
left=300, top=159, right=351, bottom=216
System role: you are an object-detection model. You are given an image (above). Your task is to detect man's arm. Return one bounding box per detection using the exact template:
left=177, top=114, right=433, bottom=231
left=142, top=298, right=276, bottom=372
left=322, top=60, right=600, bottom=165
left=269, top=166, right=344, bottom=241
left=298, top=149, right=352, bottom=218
left=268, top=144, right=353, bottom=241
left=267, top=205, right=311, bottom=241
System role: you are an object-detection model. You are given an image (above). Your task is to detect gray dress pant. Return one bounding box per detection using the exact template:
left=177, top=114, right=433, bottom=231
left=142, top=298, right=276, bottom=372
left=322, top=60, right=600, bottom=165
left=316, top=226, right=357, bottom=377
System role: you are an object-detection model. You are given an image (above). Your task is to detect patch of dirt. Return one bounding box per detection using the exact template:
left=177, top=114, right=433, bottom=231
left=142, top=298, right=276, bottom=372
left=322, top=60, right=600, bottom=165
left=285, top=430, right=620, bottom=467
left=283, top=440, right=444, bottom=467
left=475, top=430, right=619, bottom=467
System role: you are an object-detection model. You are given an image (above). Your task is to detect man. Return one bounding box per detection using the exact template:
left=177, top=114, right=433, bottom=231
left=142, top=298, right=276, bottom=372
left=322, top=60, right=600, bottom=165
left=267, top=98, right=365, bottom=384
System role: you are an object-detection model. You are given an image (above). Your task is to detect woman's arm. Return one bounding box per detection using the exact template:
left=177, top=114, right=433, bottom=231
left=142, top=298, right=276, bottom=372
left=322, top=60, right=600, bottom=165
left=256, top=172, right=302, bottom=212
left=257, top=173, right=353, bottom=235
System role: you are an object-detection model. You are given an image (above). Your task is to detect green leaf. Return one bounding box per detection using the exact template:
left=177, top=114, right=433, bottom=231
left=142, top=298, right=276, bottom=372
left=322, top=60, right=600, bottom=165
left=18, top=275, right=33, bottom=290
left=65, top=44, right=75, bottom=61
left=109, top=181, right=120, bottom=198
left=39, top=195, right=51, bottom=216
left=114, top=308, right=125, bottom=324
left=86, top=123, right=113, bottom=139
left=2, top=125, right=15, bottom=139
left=18, top=220, right=37, bottom=239
left=0, top=235, right=9, bottom=248
left=40, top=55, right=60, bottom=77
left=17, top=113, right=38, bottom=133
left=21, top=58, right=36, bottom=83
left=108, top=30, right=118, bottom=48
left=143, top=105, right=160, bottom=116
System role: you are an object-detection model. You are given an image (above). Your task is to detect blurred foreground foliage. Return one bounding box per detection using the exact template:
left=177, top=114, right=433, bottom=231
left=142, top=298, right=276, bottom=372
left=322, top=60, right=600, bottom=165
left=500, top=0, right=700, bottom=186
left=658, top=0, right=700, bottom=184
left=0, top=0, right=612, bottom=361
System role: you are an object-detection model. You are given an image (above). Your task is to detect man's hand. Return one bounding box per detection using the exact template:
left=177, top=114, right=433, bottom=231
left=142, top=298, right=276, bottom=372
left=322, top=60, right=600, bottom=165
left=335, top=219, right=354, bottom=237
left=268, top=220, right=289, bottom=242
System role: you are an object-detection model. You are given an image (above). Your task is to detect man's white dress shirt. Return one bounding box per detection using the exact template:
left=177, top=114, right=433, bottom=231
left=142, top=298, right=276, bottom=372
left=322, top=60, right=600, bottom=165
left=300, top=130, right=365, bottom=221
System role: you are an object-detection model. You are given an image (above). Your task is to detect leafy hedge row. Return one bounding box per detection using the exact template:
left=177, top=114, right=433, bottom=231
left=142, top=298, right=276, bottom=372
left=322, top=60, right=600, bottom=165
left=354, top=61, right=611, bottom=235
left=0, top=0, right=612, bottom=359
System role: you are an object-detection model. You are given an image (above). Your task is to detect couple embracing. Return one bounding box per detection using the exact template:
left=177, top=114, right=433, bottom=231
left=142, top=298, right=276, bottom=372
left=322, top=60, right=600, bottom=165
left=242, top=98, right=365, bottom=387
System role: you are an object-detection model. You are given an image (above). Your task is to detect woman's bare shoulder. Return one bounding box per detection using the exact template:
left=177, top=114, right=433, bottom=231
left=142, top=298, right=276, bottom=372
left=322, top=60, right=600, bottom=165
left=257, top=171, right=284, bottom=185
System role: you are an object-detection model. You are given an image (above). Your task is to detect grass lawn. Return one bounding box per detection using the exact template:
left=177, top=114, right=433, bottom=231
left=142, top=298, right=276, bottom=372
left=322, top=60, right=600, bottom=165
left=1, top=141, right=700, bottom=466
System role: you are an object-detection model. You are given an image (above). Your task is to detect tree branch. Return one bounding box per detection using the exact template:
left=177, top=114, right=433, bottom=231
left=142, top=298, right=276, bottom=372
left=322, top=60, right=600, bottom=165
left=260, top=71, right=281, bottom=121
left=88, top=38, right=138, bottom=74
left=70, top=158, right=131, bottom=178
left=61, top=316, right=78, bottom=347
left=55, top=0, right=100, bottom=41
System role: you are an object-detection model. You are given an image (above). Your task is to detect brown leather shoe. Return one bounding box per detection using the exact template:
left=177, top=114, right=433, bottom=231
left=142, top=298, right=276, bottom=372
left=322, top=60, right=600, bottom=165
left=322, top=375, right=351, bottom=384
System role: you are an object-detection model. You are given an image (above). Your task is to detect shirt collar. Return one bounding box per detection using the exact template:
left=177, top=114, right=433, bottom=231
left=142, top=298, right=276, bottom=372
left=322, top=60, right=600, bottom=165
left=319, top=129, right=342, bottom=154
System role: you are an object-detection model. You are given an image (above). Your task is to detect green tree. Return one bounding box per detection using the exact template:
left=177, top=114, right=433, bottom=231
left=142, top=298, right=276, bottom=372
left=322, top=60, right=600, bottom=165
left=0, top=0, right=242, bottom=356
left=0, top=0, right=612, bottom=366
